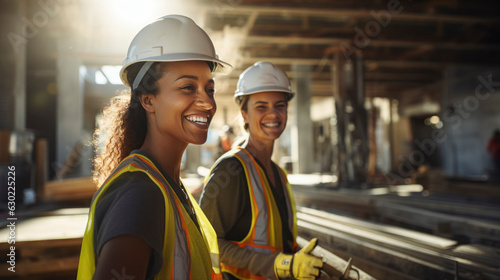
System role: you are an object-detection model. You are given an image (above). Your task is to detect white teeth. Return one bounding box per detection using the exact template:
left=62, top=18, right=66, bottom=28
left=263, top=123, right=279, bottom=127
left=186, top=116, right=208, bottom=124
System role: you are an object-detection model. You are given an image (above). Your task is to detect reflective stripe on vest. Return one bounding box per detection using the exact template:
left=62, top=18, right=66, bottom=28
left=77, top=153, right=222, bottom=280
left=214, top=148, right=297, bottom=280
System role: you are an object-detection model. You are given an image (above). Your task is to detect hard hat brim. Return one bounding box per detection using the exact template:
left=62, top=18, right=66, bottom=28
left=120, top=53, right=233, bottom=87
left=234, top=87, right=295, bottom=102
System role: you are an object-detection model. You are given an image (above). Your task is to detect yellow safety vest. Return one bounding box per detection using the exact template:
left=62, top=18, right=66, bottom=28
left=77, top=153, right=222, bottom=280
left=211, top=148, right=298, bottom=280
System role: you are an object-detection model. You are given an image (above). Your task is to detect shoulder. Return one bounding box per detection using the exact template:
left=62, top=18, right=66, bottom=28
left=212, top=156, right=244, bottom=175
left=94, top=171, right=165, bottom=223
left=92, top=171, right=165, bottom=278
left=96, top=171, right=163, bottom=204
left=201, top=156, right=248, bottom=207
left=205, top=156, right=244, bottom=190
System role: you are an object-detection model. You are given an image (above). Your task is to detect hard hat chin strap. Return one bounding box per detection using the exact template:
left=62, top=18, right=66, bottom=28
left=132, top=61, right=154, bottom=90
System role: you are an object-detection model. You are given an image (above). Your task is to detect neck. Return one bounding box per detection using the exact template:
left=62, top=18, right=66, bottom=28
left=140, top=131, right=187, bottom=185
left=243, top=134, right=274, bottom=169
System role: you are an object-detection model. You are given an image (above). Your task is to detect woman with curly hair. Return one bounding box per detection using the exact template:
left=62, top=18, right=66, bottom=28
left=77, top=15, right=232, bottom=280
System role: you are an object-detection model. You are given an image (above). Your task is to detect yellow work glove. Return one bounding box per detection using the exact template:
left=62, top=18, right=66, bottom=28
left=274, top=238, right=323, bottom=280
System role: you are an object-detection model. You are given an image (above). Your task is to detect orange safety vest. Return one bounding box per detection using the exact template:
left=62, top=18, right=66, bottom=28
left=77, top=153, right=222, bottom=280
left=210, top=148, right=298, bottom=280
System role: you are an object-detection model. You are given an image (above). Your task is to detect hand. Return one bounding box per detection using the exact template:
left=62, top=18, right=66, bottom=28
left=274, top=238, right=324, bottom=280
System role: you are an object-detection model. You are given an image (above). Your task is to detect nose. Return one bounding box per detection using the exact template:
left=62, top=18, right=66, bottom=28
left=268, top=107, right=279, bottom=117
left=196, top=91, right=215, bottom=112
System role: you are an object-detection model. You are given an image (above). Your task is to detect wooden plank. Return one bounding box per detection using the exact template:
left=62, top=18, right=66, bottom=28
left=317, top=243, right=421, bottom=280
left=299, top=207, right=457, bottom=249
left=43, top=177, right=96, bottom=202
left=374, top=195, right=500, bottom=220
left=375, top=201, right=500, bottom=243
left=299, top=209, right=500, bottom=269
left=0, top=256, right=79, bottom=278
left=452, top=244, right=500, bottom=267
left=298, top=221, right=455, bottom=279
left=35, top=138, right=48, bottom=201
left=0, top=209, right=85, bottom=279
left=0, top=237, right=82, bottom=259
left=0, top=130, right=10, bottom=164
left=298, top=206, right=500, bottom=277
left=291, top=185, right=375, bottom=218
left=0, top=213, right=87, bottom=242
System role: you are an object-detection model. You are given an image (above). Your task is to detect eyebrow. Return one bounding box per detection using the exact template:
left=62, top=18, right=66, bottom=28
left=175, top=75, right=214, bottom=84
left=254, top=100, right=286, bottom=105
left=175, top=75, right=198, bottom=81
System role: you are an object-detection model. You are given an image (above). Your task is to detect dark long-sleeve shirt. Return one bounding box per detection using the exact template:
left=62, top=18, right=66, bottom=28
left=200, top=156, right=294, bottom=279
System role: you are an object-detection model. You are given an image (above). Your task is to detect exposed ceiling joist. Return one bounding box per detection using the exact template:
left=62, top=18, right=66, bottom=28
left=239, top=57, right=449, bottom=69
left=203, top=5, right=498, bottom=24
left=242, top=36, right=500, bottom=51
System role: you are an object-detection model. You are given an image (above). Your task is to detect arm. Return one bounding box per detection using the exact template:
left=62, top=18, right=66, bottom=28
left=218, top=238, right=280, bottom=279
left=93, top=172, right=165, bottom=279
left=200, top=158, right=278, bottom=279
left=93, top=234, right=150, bottom=280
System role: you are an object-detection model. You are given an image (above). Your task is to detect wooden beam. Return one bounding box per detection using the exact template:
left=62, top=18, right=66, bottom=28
left=375, top=201, right=500, bottom=243
left=242, top=36, right=500, bottom=51
left=204, top=5, right=498, bottom=24
left=298, top=208, right=500, bottom=277
left=240, top=57, right=447, bottom=69
left=44, top=177, right=96, bottom=202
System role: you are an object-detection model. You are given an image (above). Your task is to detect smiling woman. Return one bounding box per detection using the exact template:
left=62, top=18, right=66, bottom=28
left=76, top=15, right=231, bottom=280
left=200, top=62, right=324, bottom=280
left=140, top=61, right=216, bottom=149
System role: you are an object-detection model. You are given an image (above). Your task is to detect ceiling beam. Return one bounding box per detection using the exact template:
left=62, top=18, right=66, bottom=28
left=204, top=5, right=498, bottom=24
left=241, top=36, right=500, bottom=51
left=239, top=57, right=448, bottom=69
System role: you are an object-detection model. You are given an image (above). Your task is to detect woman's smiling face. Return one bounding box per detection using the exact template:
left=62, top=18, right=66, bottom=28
left=242, top=91, right=288, bottom=142
left=146, top=60, right=216, bottom=145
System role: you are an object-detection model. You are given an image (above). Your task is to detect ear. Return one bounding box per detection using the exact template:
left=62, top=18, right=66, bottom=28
left=140, top=94, right=155, bottom=113
left=241, top=109, right=249, bottom=126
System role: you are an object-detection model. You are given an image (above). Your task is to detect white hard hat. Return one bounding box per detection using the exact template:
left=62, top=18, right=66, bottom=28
left=120, top=14, right=232, bottom=88
left=234, top=61, right=294, bottom=104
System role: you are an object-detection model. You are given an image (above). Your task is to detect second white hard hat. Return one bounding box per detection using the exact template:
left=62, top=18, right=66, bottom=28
left=120, top=14, right=232, bottom=88
left=234, top=61, right=294, bottom=104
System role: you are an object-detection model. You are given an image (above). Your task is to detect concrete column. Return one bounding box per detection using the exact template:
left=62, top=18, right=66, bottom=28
left=331, top=51, right=368, bottom=188
left=0, top=1, right=26, bottom=130
left=13, top=39, right=27, bottom=131
left=56, top=40, right=85, bottom=176
left=291, top=64, right=314, bottom=174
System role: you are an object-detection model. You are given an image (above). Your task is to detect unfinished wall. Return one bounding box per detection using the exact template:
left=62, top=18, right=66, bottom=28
left=440, top=66, right=500, bottom=177
left=0, top=0, right=25, bottom=130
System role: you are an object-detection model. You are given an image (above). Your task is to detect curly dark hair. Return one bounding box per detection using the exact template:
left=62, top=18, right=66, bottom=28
left=91, top=62, right=165, bottom=187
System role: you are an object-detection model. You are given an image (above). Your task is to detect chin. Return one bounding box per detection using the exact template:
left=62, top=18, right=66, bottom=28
left=269, top=130, right=284, bottom=139
left=189, top=136, right=208, bottom=145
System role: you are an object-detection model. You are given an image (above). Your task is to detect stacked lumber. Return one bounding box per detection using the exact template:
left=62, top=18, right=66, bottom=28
left=292, top=184, right=375, bottom=218
left=43, top=177, right=96, bottom=202
left=375, top=201, right=500, bottom=243
left=291, top=183, right=500, bottom=245
left=0, top=208, right=88, bottom=279
left=42, top=176, right=203, bottom=202
left=297, top=207, right=500, bottom=280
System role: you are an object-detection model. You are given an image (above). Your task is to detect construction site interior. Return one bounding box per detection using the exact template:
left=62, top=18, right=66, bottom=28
left=0, top=0, right=499, bottom=279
